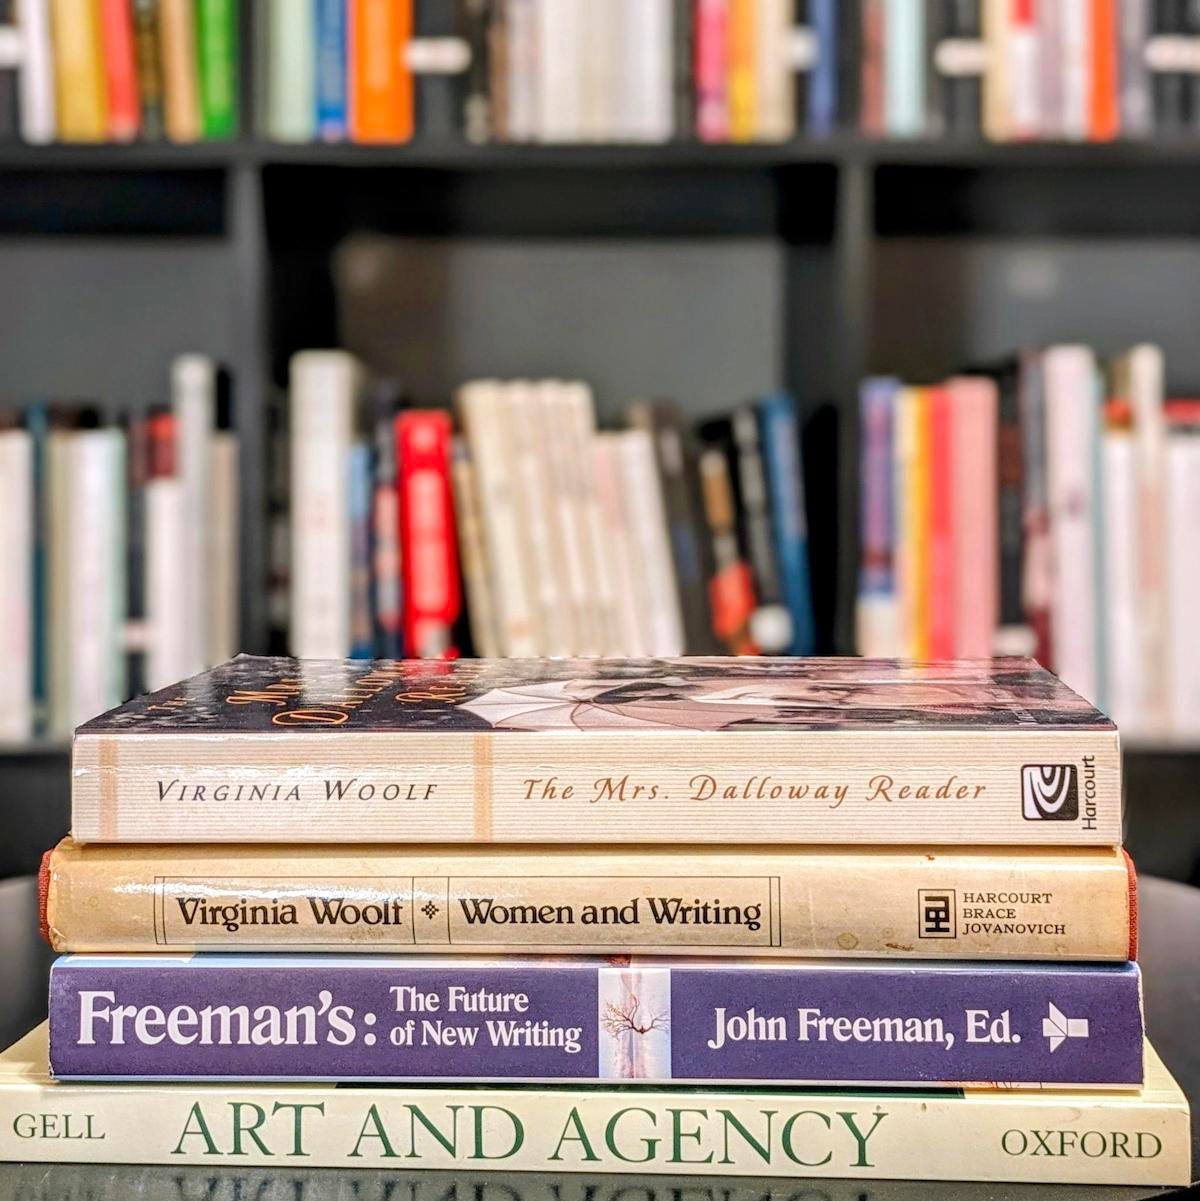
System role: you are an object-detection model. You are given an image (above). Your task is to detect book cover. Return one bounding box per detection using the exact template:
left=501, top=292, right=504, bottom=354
left=1, top=1025, right=1190, bottom=1182
left=131, top=0, right=164, bottom=139
left=99, top=0, right=138, bottom=139
left=315, top=0, right=348, bottom=139
left=48, top=956, right=1144, bottom=1087
left=266, top=0, right=314, bottom=139
left=195, top=0, right=238, bottom=137
left=856, top=377, right=900, bottom=657
left=15, top=0, right=56, bottom=142
left=50, top=0, right=107, bottom=140
left=159, top=0, right=201, bottom=140
left=42, top=837, right=1139, bottom=960
left=70, top=655, right=1122, bottom=847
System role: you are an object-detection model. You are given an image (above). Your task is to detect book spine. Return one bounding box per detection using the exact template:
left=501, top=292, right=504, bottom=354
left=267, top=0, right=314, bottom=139
left=347, top=441, right=374, bottom=659
left=896, top=386, right=931, bottom=659
left=44, top=840, right=1137, bottom=959
left=195, top=0, right=237, bottom=137
left=672, top=0, right=693, bottom=137
left=809, top=0, right=838, bottom=134
left=726, top=0, right=755, bottom=139
left=288, top=351, right=357, bottom=659
left=592, top=432, right=648, bottom=654
left=462, top=0, right=490, bottom=142
left=1167, top=422, right=1200, bottom=734
left=533, top=0, right=582, bottom=141
left=123, top=408, right=148, bottom=698
left=859, top=0, right=884, bottom=133
left=449, top=439, right=501, bottom=657
left=206, top=428, right=238, bottom=666
left=315, top=0, right=348, bottom=138
left=1018, top=350, right=1052, bottom=663
left=695, top=0, right=729, bottom=141
left=371, top=406, right=404, bottom=658
left=1, top=1062, right=1189, bottom=1184
left=1060, top=0, right=1089, bottom=139
left=144, top=419, right=189, bottom=691
left=50, top=0, right=108, bottom=140
left=1089, top=0, right=1119, bottom=139
left=159, top=0, right=202, bottom=140
left=503, top=0, right=535, bottom=141
left=753, top=0, right=792, bottom=140
left=1103, top=421, right=1140, bottom=734
left=1118, top=0, right=1151, bottom=137
left=99, top=0, right=139, bottom=139
left=71, top=721, right=1124, bottom=846
left=1008, top=0, right=1040, bottom=138
left=49, top=957, right=1144, bottom=1086
left=884, top=0, right=925, bottom=135
left=0, top=430, right=33, bottom=741
left=927, top=385, right=956, bottom=660
left=131, top=0, right=164, bottom=139
left=856, top=378, right=899, bottom=656
left=15, top=0, right=56, bottom=142
left=937, top=0, right=982, bottom=138
left=396, top=410, right=460, bottom=659
left=995, top=362, right=1027, bottom=652
left=619, top=0, right=673, bottom=142
left=1149, top=0, right=1188, bottom=134
left=45, top=431, right=73, bottom=737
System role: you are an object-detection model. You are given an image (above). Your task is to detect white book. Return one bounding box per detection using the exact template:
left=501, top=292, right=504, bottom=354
left=616, top=0, right=673, bottom=142
left=15, top=0, right=55, bottom=143
left=1102, top=427, right=1141, bottom=734
left=1044, top=345, right=1101, bottom=707
left=289, top=351, right=359, bottom=660
left=67, top=430, right=126, bottom=729
left=456, top=380, right=540, bottom=656
left=1167, top=426, right=1200, bottom=736
left=1059, top=0, right=1089, bottom=140
left=753, top=0, right=794, bottom=141
left=535, top=0, right=584, bottom=142
left=144, top=477, right=190, bottom=691
left=207, top=431, right=239, bottom=663
left=615, top=428, right=684, bottom=656
left=171, top=354, right=215, bottom=675
left=592, top=431, right=647, bottom=655
left=505, top=0, right=538, bottom=141
left=579, top=0, right=617, bottom=141
left=449, top=440, right=502, bottom=659
left=0, top=430, right=33, bottom=741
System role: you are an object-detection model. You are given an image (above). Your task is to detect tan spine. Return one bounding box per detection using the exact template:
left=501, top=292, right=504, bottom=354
left=45, top=839, right=1132, bottom=959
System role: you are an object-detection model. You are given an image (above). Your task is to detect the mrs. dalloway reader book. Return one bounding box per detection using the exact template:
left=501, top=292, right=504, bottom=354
left=48, top=955, right=1144, bottom=1087
left=2, top=1026, right=1190, bottom=1184
left=70, top=656, right=1121, bottom=845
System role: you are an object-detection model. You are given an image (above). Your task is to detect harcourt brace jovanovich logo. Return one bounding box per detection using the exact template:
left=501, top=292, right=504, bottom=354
left=1021, top=765, right=1079, bottom=821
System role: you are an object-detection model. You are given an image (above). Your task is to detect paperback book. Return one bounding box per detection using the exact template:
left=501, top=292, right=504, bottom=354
left=70, top=656, right=1122, bottom=846
left=2, top=1026, right=1189, bottom=1184
left=41, top=838, right=1138, bottom=961
left=48, top=955, right=1144, bottom=1087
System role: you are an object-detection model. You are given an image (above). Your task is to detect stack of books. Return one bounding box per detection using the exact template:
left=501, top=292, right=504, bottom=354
left=856, top=343, right=1200, bottom=741
left=3, top=655, right=1192, bottom=1186
left=284, top=352, right=818, bottom=664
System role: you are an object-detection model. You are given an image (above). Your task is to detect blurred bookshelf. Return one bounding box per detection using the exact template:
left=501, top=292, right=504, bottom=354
left=3, top=3, right=1200, bottom=884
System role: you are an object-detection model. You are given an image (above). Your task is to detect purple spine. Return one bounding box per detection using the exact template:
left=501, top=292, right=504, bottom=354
left=858, top=377, right=899, bottom=601
left=49, top=956, right=1144, bottom=1086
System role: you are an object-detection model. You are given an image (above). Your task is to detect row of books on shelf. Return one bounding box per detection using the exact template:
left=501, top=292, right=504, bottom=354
left=0, top=354, right=237, bottom=741
left=6, top=654, right=1188, bottom=1185
left=856, top=342, right=1200, bottom=740
left=6, top=1, right=1200, bottom=147
left=0, top=0, right=237, bottom=144
left=285, top=352, right=818, bottom=665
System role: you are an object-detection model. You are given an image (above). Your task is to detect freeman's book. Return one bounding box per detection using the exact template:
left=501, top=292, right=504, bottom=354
left=70, top=656, right=1121, bottom=845
left=40, top=838, right=1138, bottom=961
left=1, top=1025, right=1189, bottom=1184
left=47, top=955, right=1144, bottom=1087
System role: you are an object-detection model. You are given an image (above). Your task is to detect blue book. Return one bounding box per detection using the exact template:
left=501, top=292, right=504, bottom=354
left=808, top=0, right=837, bottom=135
left=759, top=393, right=815, bottom=655
left=314, top=0, right=347, bottom=141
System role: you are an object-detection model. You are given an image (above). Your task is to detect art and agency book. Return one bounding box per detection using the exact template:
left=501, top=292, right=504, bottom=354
left=47, top=955, right=1143, bottom=1087
left=70, top=656, right=1121, bottom=845
left=2, top=1025, right=1189, bottom=1184
left=41, top=838, right=1137, bottom=961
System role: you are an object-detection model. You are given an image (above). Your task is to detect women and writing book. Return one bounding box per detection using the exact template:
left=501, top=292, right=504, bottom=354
left=0, top=354, right=238, bottom=742
left=856, top=343, right=1200, bottom=741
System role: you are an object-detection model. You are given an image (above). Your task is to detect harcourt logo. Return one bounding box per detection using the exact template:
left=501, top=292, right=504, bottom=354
left=1021, top=765, right=1079, bottom=821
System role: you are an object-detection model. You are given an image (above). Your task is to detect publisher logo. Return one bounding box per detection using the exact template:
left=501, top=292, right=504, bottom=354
left=918, top=890, right=955, bottom=938
left=1022, top=766, right=1078, bottom=821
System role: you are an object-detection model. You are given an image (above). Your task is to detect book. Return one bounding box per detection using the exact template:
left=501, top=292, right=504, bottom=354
left=752, top=0, right=792, bottom=141
left=315, top=0, right=348, bottom=139
left=99, top=0, right=139, bottom=140
left=993, top=358, right=1029, bottom=654
left=695, top=0, right=729, bottom=141
left=895, top=386, right=930, bottom=658
left=131, top=0, right=164, bottom=138
left=936, top=0, right=983, bottom=138
left=1102, top=400, right=1140, bottom=735
left=592, top=432, right=648, bottom=655
left=50, top=0, right=107, bottom=140
left=808, top=0, right=839, bottom=134
left=699, top=445, right=758, bottom=654
left=195, top=0, right=238, bottom=138
left=159, top=0, right=201, bottom=141
left=618, top=0, right=673, bottom=142
left=207, top=399, right=239, bottom=667
left=884, top=0, right=925, bottom=136
left=266, top=0, right=314, bottom=140
left=69, top=655, right=1123, bottom=847
left=289, top=351, right=359, bottom=660
left=347, top=441, right=374, bottom=659
left=369, top=386, right=403, bottom=658
left=534, top=0, right=583, bottom=141
left=41, top=837, right=1138, bottom=960
left=0, top=1025, right=1190, bottom=1183
left=1089, top=0, right=1119, bottom=140
left=1018, top=348, right=1053, bottom=664
left=726, top=0, right=755, bottom=140
left=1166, top=403, right=1200, bottom=734
left=856, top=377, right=900, bottom=657
left=503, top=0, right=536, bottom=142
left=350, top=0, right=413, bottom=140
left=47, top=956, right=1144, bottom=1087
left=0, top=427, right=32, bottom=740
left=144, top=409, right=189, bottom=691
left=15, top=0, right=56, bottom=142
left=927, top=385, right=956, bottom=659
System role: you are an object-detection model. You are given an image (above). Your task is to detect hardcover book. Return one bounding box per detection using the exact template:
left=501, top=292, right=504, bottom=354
left=48, top=955, right=1144, bottom=1087
left=70, top=655, right=1122, bottom=846
left=2, top=1025, right=1190, bottom=1184
left=40, top=839, right=1138, bottom=961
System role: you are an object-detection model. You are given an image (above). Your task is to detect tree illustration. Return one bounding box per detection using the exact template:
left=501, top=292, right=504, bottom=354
left=600, top=994, right=670, bottom=1038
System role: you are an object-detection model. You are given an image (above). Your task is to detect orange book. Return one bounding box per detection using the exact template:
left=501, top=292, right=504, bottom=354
left=349, top=0, right=414, bottom=143
left=727, top=0, right=755, bottom=141
left=1089, top=0, right=1119, bottom=140
left=99, top=0, right=139, bottom=140
left=159, top=0, right=201, bottom=141
left=50, top=0, right=108, bottom=141
left=927, top=385, right=956, bottom=659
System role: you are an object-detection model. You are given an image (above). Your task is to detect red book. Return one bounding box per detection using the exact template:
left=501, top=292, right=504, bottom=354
left=1089, top=0, right=1119, bottom=140
left=927, top=386, right=956, bottom=659
left=695, top=0, right=729, bottom=142
left=100, top=0, right=140, bottom=141
left=395, top=410, right=461, bottom=659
